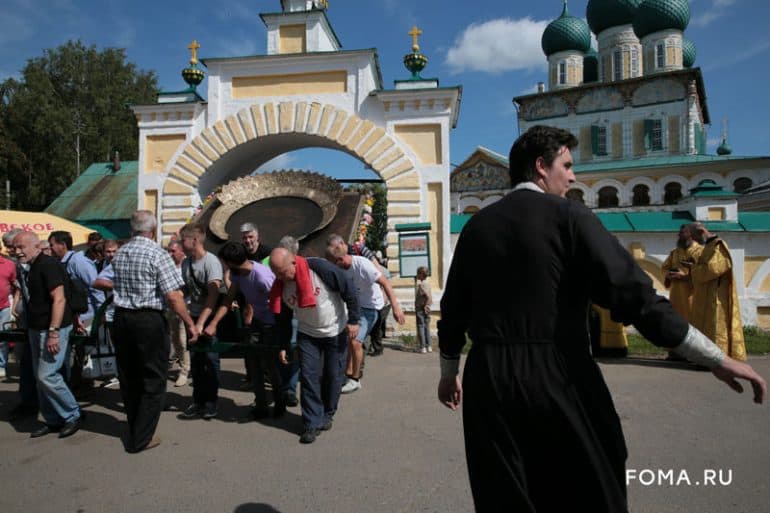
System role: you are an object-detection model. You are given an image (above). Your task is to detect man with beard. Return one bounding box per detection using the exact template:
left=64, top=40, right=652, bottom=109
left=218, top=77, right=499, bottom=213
left=437, top=125, right=766, bottom=513
left=661, top=224, right=703, bottom=360
left=687, top=222, right=747, bottom=361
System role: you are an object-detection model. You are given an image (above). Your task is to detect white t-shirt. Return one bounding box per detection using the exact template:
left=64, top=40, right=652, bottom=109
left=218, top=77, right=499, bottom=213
left=349, top=255, right=384, bottom=310
left=283, top=269, right=347, bottom=338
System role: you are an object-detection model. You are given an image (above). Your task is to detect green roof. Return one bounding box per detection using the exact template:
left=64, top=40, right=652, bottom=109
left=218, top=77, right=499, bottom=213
left=542, top=2, right=592, bottom=56
left=596, top=212, right=634, bottom=231
left=682, top=38, right=696, bottom=68
left=736, top=212, right=770, bottom=232
left=633, top=0, right=690, bottom=39
left=587, top=0, right=642, bottom=35
left=46, top=161, right=138, bottom=234
left=573, top=154, right=768, bottom=174
left=450, top=214, right=472, bottom=234
left=596, top=210, right=770, bottom=232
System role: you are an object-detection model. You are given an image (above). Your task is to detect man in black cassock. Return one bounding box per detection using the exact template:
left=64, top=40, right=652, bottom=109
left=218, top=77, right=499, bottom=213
left=437, top=125, right=766, bottom=513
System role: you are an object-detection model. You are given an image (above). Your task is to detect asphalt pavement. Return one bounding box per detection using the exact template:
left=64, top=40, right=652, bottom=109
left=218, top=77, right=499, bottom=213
left=0, top=347, right=767, bottom=513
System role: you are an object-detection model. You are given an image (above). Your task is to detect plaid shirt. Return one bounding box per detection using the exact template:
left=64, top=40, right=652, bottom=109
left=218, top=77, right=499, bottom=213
left=112, top=236, right=183, bottom=311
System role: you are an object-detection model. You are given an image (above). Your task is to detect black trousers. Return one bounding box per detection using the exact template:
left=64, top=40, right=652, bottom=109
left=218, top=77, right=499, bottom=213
left=462, top=342, right=628, bottom=513
left=113, top=309, right=169, bottom=453
left=245, top=322, right=283, bottom=410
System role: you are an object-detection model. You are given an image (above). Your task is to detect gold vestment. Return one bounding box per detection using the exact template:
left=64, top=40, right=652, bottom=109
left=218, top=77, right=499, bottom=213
left=690, top=238, right=746, bottom=360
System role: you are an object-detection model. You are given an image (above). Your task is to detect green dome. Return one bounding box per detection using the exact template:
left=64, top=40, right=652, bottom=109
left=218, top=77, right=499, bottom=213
left=584, top=48, right=599, bottom=82
left=587, top=0, right=643, bottom=35
left=717, top=139, right=733, bottom=156
left=682, top=38, right=696, bottom=67
left=633, top=0, right=690, bottom=39
left=542, top=2, right=592, bottom=56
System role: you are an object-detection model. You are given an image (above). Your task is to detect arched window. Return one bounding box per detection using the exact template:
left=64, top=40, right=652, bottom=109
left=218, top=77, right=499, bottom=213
left=462, top=206, right=480, bottom=215
left=566, top=189, right=585, bottom=204
left=733, top=177, right=753, bottom=193
left=632, top=184, right=650, bottom=206
left=664, top=182, right=682, bottom=205
left=598, top=186, right=619, bottom=208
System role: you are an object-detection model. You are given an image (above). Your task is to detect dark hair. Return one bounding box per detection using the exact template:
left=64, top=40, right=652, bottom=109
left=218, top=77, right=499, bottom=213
left=49, top=230, right=73, bottom=250
left=87, top=231, right=103, bottom=243
left=508, top=125, right=579, bottom=185
left=218, top=241, right=248, bottom=266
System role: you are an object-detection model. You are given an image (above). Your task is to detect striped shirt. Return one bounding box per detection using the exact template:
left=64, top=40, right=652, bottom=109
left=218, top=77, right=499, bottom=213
left=112, top=236, right=184, bottom=311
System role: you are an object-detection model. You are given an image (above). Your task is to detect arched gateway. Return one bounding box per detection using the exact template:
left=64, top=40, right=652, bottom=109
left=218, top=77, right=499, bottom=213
left=131, top=0, right=461, bottom=312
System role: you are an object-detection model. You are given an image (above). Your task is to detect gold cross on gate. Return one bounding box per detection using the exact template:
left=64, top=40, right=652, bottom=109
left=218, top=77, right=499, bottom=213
left=408, top=25, right=423, bottom=51
left=188, top=40, right=200, bottom=65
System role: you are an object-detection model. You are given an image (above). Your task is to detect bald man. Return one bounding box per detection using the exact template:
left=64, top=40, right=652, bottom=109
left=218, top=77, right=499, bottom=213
left=13, top=231, right=82, bottom=438
left=269, top=247, right=360, bottom=444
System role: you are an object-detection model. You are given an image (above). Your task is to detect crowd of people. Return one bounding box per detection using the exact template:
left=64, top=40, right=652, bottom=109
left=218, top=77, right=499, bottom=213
left=0, top=214, right=415, bottom=450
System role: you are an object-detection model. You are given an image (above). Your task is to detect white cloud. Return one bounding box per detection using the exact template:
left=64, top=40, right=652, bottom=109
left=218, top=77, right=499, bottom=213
left=445, top=17, right=549, bottom=74
left=518, top=83, right=540, bottom=96
left=255, top=154, right=295, bottom=173
left=691, top=0, right=738, bottom=27
left=704, top=38, right=770, bottom=71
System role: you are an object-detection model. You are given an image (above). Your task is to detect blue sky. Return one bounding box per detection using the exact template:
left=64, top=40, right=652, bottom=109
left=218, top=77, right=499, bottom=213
left=2, top=0, right=769, bottom=180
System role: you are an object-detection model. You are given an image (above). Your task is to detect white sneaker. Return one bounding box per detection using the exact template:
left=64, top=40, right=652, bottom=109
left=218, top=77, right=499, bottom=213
left=0, top=367, right=6, bottom=378
left=340, top=378, right=361, bottom=394
left=104, top=377, right=120, bottom=389
left=420, top=347, right=427, bottom=354
left=427, top=346, right=433, bottom=353
left=174, top=373, right=188, bottom=387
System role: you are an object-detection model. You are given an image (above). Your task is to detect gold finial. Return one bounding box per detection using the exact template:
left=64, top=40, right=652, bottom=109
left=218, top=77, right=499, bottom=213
left=316, top=0, right=329, bottom=8
left=408, top=25, right=423, bottom=52
left=188, top=40, right=201, bottom=66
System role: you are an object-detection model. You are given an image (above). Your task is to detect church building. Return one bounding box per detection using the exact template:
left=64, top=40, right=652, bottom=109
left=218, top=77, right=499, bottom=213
left=451, top=0, right=770, bottom=329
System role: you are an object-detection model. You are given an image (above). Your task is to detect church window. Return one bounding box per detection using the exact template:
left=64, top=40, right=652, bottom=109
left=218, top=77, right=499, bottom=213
left=733, top=177, right=753, bottom=193
left=613, top=51, right=623, bottom=81
left=591, top=125, right=608, bottom=156
left=664, top=182, right=682, bottom=204
left=656, top=43, right=665, bottom=69
left=632, top=184, right=651, bottom=206
left=598, top=186, right=619, bottom=208
left=644, top=119, right=664, bottom=151
left=630, top=48, right=639, bottom=77
left=566, top=189, right=585, bottom=204
left=558, top=62, right=567, bottom=85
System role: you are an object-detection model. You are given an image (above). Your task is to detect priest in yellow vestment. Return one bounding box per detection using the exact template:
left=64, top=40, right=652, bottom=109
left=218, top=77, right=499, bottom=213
left=661, top=225, right=703, bottom=321
left=688, top=222, right=747, bottom=361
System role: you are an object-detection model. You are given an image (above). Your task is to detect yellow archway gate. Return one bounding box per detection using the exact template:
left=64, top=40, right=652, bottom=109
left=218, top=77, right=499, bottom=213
left=158, top=100, right=422, bottom=276
left=131, top=2, right=462, bottom=315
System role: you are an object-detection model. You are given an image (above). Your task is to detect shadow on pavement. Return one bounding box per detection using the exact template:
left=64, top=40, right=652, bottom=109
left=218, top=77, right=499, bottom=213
left=596, top=356, right=709, bottom=372
left=234, top=503, right=283, bottom=513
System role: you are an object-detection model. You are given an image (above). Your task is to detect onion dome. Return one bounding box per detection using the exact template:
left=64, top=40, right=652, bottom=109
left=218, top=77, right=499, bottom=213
left=717, top=138, right=733, bottom=156
left=633, top=0, right=691, bottom=39
left=586, top=0, right=643, bottom=35
left=182, top=40, right=205, bottom=89
left=682, top=38, right=696, bottom=68
left=404, top=25, right=428, bottom=79
left=584, top=47, right=599, bottom=82
left=542, top=1, right=592, bottom=56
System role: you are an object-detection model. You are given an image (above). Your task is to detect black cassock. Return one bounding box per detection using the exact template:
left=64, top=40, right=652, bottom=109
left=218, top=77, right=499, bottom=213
left=439, top=188, right=688, bottom=513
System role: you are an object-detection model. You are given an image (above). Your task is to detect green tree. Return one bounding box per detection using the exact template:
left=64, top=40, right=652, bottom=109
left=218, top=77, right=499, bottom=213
left=366, top=183, right=388, bottom=253
left=0, top=40, right=158, bottom=210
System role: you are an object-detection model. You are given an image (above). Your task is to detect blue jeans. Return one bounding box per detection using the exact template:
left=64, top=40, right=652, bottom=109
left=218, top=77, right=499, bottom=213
left=0, top=307, right=10, bottom=369
left=297, top=329, right=348, bottom=430
left=416, top=310, right=431, bottom=349
left=28, top=326, right=80, bottom=425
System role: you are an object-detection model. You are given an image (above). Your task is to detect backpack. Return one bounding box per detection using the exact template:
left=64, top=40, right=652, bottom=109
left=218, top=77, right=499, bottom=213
left=62, top=253, right=90, bottom=315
